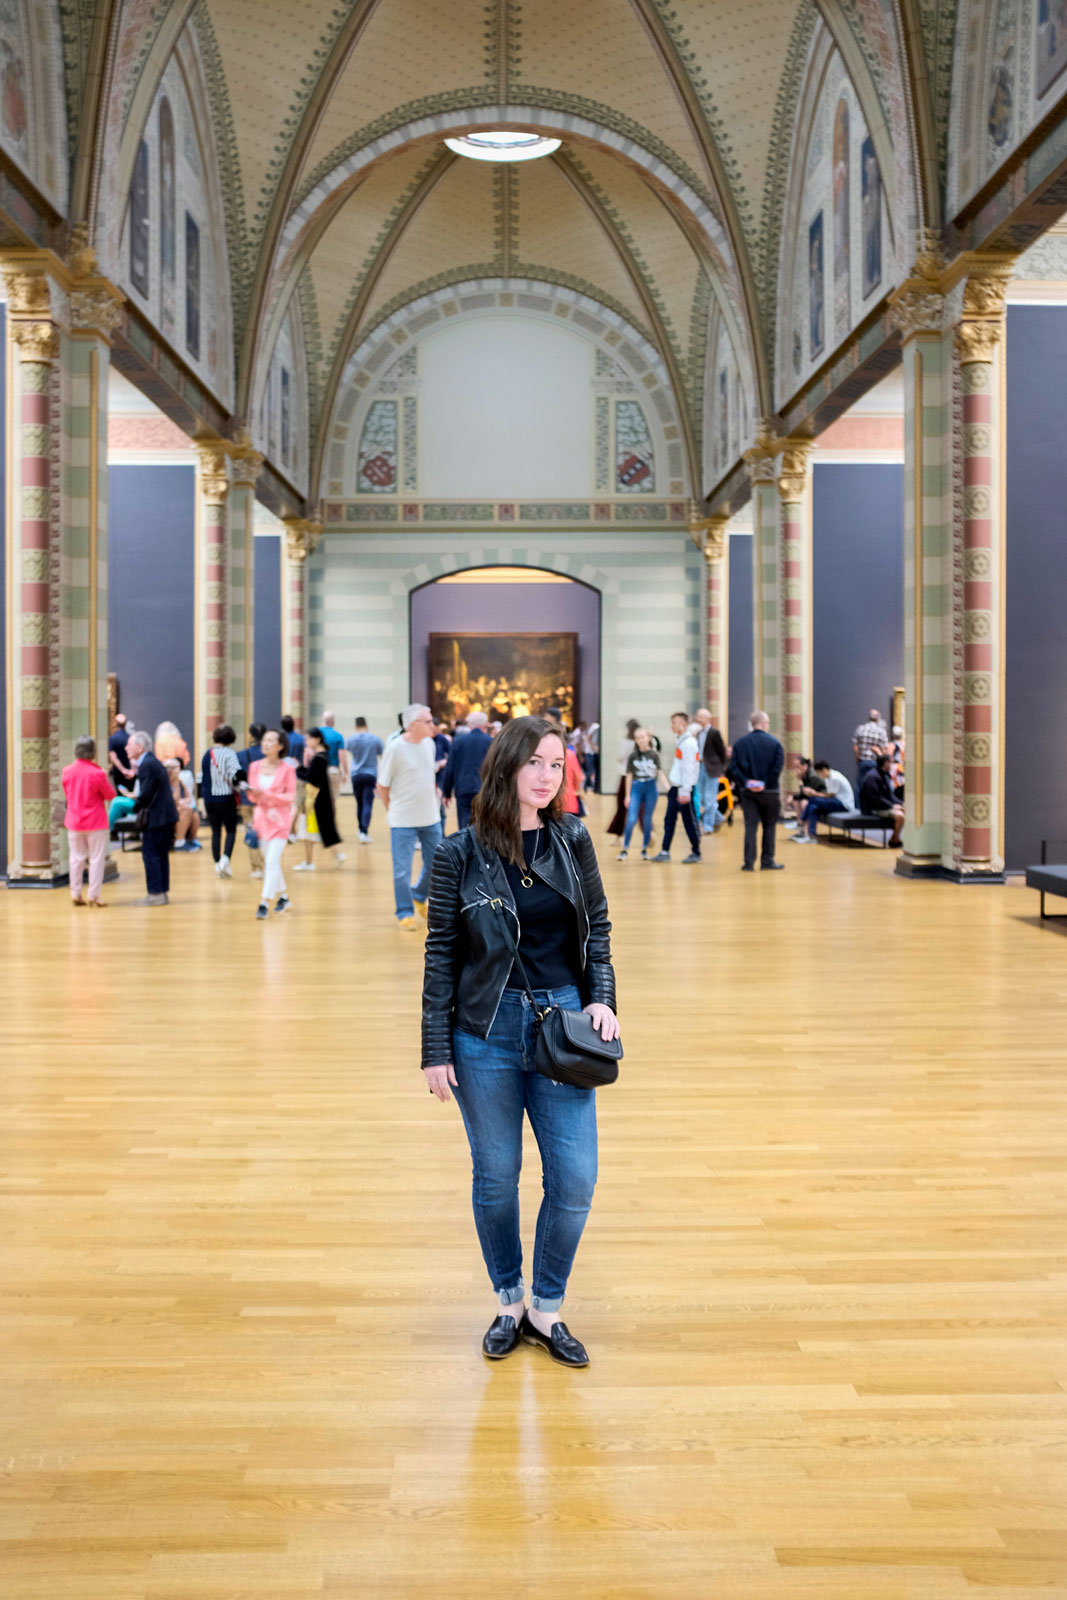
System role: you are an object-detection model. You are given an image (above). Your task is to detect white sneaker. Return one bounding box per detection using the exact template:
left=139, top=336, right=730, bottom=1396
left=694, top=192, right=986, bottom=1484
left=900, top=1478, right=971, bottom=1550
left=219, top=855, right=231, bottom=877
left=213, top=860, right=222, bottom=876
left=791, top=833, right=811, bottom=843
left=250, top=869, right=264, bottom=879
left=335, top=851, right=347, bottom=863
left=783, top=818, right=798, bottom=829
left=293, top=861, right=314, bottom=872
left=358, top=832, right=370, bottom=844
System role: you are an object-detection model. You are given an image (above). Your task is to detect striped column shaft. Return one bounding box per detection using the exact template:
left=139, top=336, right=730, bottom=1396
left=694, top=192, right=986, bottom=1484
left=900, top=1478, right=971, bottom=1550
left=956, top=330, right=1001, bottom=869
left=282, top=520, right=322, bottom=726
left=229, top=437, right=263, bottom=733
left=777, top=444, right=812, bottom=764
left=11, top=324, right=59, bottom=871
left=744, top=437, right=781, bottom=727
left=703, top=514, right=729, bottom=731
left=196, top=447, right=230, bottom=761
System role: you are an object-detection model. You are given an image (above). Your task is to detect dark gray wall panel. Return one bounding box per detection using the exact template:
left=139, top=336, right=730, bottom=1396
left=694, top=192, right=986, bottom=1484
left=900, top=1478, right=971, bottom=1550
left=1005, top=306, right=1067, bottom=871
left=727, top=533, right=754, bottom=744
left=107, top=463, right=195, bottom=749
left=254, top=532, right=282, bottom=730
left=812, top=463, right=904, bottom=778
left=0, top=306, right=6, bottom=874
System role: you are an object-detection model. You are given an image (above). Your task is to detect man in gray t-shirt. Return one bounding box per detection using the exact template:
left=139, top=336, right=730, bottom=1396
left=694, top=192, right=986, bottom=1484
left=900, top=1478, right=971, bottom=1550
left=345, top=717, right=384, bottom=843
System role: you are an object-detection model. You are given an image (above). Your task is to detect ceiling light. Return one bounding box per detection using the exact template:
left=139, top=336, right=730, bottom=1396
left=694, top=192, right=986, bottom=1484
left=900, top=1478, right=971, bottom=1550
left=445, top=131, right=561, bottom=163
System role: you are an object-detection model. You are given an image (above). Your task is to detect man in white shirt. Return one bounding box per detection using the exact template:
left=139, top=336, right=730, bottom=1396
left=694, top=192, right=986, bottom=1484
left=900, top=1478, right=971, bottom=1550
left=377, top=703, right=441, bottom=929
left=650, top=711, right=702, bottom=863
left=793, top=761, right=855, bottom=842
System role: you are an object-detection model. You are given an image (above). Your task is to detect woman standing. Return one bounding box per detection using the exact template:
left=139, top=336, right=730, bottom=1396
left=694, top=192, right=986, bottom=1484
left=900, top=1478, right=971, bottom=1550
left=618, top=726, right=661, bottom=859
left=247, top=729, right=297, bottom=918
left=294, top=726, right=345, bottom=871
left=201, top=723, right=243, bottom=876
left=607, top=717, right=640, bottom=837
left=62, top=736, right=115, bottom=906
left=422, top=716, right=619, bottom=1367
left=154, top=720, right=190, bottom=768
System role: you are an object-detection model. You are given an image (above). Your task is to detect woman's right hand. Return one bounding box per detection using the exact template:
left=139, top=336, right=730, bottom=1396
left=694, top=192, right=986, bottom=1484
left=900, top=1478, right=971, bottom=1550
left=425, top=1064, right=458, bottom=1102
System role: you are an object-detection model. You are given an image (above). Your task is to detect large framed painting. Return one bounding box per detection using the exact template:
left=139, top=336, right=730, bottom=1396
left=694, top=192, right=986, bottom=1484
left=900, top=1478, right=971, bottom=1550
left=429, top=633, right=577, bottom=726
left=1037, top=0, right=1067, bottom=98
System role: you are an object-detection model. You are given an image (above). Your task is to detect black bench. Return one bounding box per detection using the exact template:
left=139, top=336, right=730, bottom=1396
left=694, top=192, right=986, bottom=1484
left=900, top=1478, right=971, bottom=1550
left=822, top=810, right=893, bottom=848
left=1025, top=842, right=1067, bottom=919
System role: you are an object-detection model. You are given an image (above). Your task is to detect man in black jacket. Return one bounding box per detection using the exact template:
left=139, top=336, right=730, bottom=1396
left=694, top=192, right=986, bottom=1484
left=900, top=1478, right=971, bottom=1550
left=440, top=711, right=492, bottom=831
left=127, top=730, right=179, bottom=904
left=728, top=711, right=786, bottom=871
left=859, top=753, right=905, bottom=846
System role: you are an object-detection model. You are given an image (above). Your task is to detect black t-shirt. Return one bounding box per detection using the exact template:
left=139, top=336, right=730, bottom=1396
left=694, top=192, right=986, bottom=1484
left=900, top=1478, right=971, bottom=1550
left=501, top=828, right=582, bottom=992
left=108, top=730, right=129, bottom=765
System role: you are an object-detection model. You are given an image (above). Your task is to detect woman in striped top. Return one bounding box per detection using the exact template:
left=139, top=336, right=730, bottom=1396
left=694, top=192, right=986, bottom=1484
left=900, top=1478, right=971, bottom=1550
left=201, top=724, right=243, bottom=877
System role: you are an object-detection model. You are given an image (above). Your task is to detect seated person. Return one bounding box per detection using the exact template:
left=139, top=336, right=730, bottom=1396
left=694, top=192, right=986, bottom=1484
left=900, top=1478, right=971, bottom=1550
left=793, top=761, right=855, bottom=842
left=165, top=758, right=202, bottom=851
left=785, top=754, right=825, bottom=826
left=858, top=754, right=904, bottom=847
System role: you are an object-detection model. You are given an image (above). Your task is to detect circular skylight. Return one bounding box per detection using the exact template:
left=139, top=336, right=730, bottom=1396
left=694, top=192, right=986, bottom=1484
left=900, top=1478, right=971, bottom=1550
left=445, top=131, right=561, bottom=163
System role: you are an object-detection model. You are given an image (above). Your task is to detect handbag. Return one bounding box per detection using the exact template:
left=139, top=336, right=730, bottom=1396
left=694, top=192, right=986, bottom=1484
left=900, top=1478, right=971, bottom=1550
left=478, top=842, right=622, bottom=1090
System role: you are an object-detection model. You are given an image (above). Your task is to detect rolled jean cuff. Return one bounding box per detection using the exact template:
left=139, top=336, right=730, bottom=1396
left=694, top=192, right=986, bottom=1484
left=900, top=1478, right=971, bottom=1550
left=530, top=1293, right=563, bottom=1313
left=496, top=1278, right=525, bottom=1307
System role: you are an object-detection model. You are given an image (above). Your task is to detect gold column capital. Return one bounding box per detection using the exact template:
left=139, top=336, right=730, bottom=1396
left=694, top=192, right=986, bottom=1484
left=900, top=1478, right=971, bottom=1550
left=701, top=513, right=730, bottom=562
left=1, top=259, right=54, bottom=315
left=230, top=427, right=264, bottom=490
left=744, top=425, right=779, bottom=485
left=283, top=517, right=322, bottom=564
left=955, top=320, right=1002, bottom=363
left=776, top=440, right=812, bottom=503
left=11, top=321, right=59, bottom=362
left=196, top=443, right=231, bottom=504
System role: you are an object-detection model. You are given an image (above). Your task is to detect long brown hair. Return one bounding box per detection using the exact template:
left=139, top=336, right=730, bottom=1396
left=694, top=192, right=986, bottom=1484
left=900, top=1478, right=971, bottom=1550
left=471, top=715, right=567, bottom=866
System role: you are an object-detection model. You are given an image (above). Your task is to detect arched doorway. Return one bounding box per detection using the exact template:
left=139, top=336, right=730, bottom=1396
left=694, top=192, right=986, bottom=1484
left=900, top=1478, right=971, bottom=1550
left=409, top=565, right=601, bottom=735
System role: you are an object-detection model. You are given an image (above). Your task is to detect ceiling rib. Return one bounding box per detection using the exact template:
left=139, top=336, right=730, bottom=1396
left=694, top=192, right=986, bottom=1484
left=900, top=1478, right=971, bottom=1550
left=309, top=147, right=458, bottom=497
left=552, top=149, right=700, bottom=495
left=625, top=0, right=770, bottom=415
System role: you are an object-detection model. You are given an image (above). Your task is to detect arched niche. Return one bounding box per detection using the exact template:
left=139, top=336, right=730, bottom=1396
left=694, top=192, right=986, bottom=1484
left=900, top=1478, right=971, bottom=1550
left=409, top=564, right=601, bottom=730
left=319, top=280, right=689, bottom=503
left=0, top=0, right=67, bottom=213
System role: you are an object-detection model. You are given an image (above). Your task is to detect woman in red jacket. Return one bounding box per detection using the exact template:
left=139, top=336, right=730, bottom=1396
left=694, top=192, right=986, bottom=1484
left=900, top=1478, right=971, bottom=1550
left=62, top=735, right=115, bottom=906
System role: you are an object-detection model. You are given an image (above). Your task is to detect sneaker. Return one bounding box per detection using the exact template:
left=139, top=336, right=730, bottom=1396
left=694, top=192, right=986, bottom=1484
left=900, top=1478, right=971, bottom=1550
left=681, top=852, right=701, bottom=864
left=791, top=833, right=811, bottom=844
left=335, top=851, right=347, bottom=864
left=650, top=851, right=670, bottom=862
left=398, top=916, right=418, bottom=930
left=640, top=847, right=648, bottom=859
left=783, top=818, right=798, bottom=829
left=617, top=849, right=628, bottom=860
left=135, top=893, right=168, bottom=906
left=762, top=861, right=785, bottom=871
left=213, top=860, right=222, bottom=876
left=358, top=832, right=371, bottom=845
left=187, top=840, right=202, bottom=851
left=250, top=869, right=264, bottom=880
left=414, top=898, right=428, bottom=920
left=218, top=855, right=232, bottom=877
left=255, top=903, right=268, bottom=920
left=293, top=861, right=314, bottom=872
left=274, top=896, right=290, bottom=913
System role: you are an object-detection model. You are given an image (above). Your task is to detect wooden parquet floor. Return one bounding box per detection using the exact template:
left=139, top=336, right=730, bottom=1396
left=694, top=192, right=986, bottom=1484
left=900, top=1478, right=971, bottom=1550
left=2, top=799, right=1066, bottom=1599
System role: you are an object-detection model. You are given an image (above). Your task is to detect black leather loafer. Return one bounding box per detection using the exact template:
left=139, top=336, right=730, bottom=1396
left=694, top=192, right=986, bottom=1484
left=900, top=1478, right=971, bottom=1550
left=519, top=1314, right=589, bottom=1367
left=482, top=1314, right=522, bottom=1360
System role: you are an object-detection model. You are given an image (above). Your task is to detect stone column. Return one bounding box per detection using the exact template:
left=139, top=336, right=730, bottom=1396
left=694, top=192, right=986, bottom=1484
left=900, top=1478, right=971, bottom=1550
left=775, top=440, right=813, bottom=768
left=228, top=431, right=264, bottom=734
left=701, top=514, right=730, bottom=732
left=4, top=268, right=60, bottom=878
left=195, top=443, right=231, bottom=760
left=281, top=518, right=321, bottom=728
left=952, top=259, right=1012, bottom=879
left=743, top=432, right=780, bottom=728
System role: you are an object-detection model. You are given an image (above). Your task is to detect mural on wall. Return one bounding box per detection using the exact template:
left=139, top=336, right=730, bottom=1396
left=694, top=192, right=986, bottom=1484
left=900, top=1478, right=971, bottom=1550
left=184, top=211, right=200, bottom=361
left=256, top=301, right=309, bottom=492
left=429, top=633, right=577, bottom=727
left=809, top=211, right=825, bottom=360
left=704, top=306, right=752, bottom=488
left=861, top=136, right=883, bottom=299
left=159, top=97, right=176, bottom=335
left=615, top=400, right=655, bottom=493
left=833, top=98, right=850, bottom=340
left=989, top=0, right=1017, bottom=155
left=0, top=0, right=66, bottom=209
left=119, top=32, right=234, bottom=407
left=129, top=139, right=150, bottom=298
left=778, top=40, right=893, bottom=408
left=1037, top=0, right=1067, bottom=96
left=357, top=400, right=399, bottom=492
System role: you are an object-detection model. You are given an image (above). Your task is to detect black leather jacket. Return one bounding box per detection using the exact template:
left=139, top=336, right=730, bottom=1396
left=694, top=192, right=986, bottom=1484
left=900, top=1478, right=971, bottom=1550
left=421, top=815, right=616, bottom=1069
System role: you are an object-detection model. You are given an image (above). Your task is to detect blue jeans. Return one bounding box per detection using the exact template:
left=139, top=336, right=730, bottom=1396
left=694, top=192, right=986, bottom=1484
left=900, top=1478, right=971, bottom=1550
left=389, top=822, right=442, bottom=919
left=698, top=769, right=724, bottom=832
left=804, top=794, right=847, bottom=838
left=452, top=985, right=597, bottom=1313
left=623, top=778, right=658, bottom=848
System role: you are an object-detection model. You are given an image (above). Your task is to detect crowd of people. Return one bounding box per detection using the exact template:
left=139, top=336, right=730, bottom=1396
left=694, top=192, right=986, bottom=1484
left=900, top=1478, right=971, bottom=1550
left=61, top=696, right=905, bottom=908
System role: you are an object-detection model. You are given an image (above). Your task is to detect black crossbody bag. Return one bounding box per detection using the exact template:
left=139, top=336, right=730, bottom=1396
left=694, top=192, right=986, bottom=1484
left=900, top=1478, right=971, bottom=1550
left=478, top=843, right=622, bottom=1091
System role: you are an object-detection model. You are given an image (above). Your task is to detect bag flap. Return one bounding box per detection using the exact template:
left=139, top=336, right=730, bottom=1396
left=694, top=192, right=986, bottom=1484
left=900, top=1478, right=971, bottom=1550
left=554, top=1007, right=623, bottom=1061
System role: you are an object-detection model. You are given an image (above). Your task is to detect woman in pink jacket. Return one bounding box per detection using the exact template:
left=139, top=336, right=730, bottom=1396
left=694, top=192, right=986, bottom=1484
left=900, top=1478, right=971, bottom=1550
left=246, top=728, right=297, bottom=919
left=62, top=736, right=116, bottom=906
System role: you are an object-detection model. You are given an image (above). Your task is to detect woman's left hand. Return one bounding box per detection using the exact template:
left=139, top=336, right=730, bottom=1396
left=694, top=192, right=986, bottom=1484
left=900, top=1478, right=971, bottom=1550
left=583, top=1002, right=619, bottom=1041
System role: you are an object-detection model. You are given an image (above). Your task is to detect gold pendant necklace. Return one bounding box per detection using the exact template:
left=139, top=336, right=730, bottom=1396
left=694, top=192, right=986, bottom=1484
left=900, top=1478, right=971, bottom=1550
left=519, top=827, right=541, bottom=889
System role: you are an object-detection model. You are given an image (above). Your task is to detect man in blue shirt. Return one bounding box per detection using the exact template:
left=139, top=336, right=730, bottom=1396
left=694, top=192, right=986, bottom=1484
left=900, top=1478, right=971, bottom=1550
left=440, top=710, right=491, bottom=831
left=345, top=716, right=384, bottom=841
left=280, top=714, right=305, bottom=765
left=319, top=709, right=348, bottom=812
left=728, top=710, right=786, bottom=872
left=237, top=723, right=266, bottom=774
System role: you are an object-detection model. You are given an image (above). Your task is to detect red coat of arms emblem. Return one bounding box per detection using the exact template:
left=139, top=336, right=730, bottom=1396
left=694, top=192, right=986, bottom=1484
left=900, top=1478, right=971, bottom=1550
left=361, top=454, right=395, bottom=488
left=617, top=453, right=650, bottom=487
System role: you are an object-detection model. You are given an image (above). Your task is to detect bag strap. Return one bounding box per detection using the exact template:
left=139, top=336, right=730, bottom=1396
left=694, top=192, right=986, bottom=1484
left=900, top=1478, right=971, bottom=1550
left=474, top=836, right=547, bottom=1018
